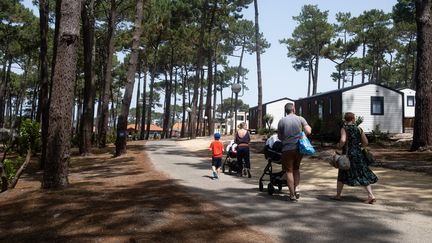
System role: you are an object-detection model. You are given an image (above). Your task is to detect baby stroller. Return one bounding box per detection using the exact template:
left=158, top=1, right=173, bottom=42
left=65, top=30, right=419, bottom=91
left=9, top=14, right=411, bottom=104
left=258, top=141, right=287, bottom=195
left=222, top=143, right=244, bottom=175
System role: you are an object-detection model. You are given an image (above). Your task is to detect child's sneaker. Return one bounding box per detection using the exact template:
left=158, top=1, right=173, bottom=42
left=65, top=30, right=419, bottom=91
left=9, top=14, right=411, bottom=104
left=213, top=171, right=218, bottom=179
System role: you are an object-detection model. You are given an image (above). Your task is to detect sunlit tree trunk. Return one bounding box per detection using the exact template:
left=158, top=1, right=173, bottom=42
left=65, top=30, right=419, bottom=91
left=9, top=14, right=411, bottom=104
left=115, top=0, right=144, bottom=155
left=139, top=57, right=148, bottom=140
left=42, top=0, right=81, bottom=189
left=254, top=0, right=263, bottom=130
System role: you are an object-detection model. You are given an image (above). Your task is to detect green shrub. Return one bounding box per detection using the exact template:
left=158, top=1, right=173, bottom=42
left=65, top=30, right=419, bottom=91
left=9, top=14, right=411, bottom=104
left=263, top=114, right=274, bottom=129
left=258, top=127, right=275, bottom=137
left=369, top=124, right=388, bottom=143
left=18, top=119, right=41, bottom=155
left=356, top=116, right=364, bottom=126
left=3, top=156, right=24, bottom=180
left=107, top=130, right=117, bottom=144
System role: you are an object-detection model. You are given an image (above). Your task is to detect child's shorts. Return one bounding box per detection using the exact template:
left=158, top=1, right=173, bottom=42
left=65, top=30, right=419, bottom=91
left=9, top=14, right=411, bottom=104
left=212, top=157, right=222, bottom=168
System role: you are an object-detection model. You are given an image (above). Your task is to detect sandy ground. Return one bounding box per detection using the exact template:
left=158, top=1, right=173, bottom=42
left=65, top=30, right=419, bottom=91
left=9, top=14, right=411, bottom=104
left=176, top=134, right=432, bottom=213
left=0, top=135, right=431, bottom=242
left=0, top=142, right=273, bottom=242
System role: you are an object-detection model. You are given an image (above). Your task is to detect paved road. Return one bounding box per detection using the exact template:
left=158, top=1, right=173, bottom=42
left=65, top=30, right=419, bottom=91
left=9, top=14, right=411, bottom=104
left=146, top=139, right=432, bottom=243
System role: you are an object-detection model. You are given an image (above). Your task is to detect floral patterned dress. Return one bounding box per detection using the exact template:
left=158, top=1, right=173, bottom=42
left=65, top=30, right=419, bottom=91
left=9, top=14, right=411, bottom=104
left=338, top=124, right=378, bottom=186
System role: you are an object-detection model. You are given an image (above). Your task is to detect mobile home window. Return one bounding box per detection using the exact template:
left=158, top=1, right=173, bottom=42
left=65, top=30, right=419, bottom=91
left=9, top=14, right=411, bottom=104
left=328, top=97, right=332, bottom=114
left=318, top=100, right=323, bottom=119
left=371, top=96, right=384, bottom=115
left=407, top=96, right=415, bottom=107
left=298, top=106, right=303, bottom=116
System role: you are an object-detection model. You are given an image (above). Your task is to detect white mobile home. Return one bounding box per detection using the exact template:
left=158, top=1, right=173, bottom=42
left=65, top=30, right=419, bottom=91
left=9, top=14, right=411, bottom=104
left=249, top=98, right=295, bottom=130
left=295, top=83, right=404, bottom=135
left=399, top=88, right=416, bottom=128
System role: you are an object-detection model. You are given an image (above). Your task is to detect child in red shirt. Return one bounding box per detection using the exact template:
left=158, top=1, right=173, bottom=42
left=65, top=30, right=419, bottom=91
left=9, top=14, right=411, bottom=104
left=209, top=133, right=224, bottom=179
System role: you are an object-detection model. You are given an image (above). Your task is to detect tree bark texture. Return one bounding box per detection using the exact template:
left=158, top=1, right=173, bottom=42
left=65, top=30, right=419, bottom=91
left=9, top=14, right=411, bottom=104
left=205, top=49, right=214, bottom=136
left=98, top=0, right=117, bottom=148
left=411, top=0, right=432, bottom=151
left=0, top=58, right=10, bottom=128
left=254, top=0, right=263, bottom=130
left=115, top=0, right=144, bottom=156
left=79, top=0, right=96, bottom=155
left=190, top=0, right=209, bottom=139
left=139, top=59, right=148, bottom=140
left=36, top=0, right=50, bottom=124
left=42, top=0, right=82, bottom=189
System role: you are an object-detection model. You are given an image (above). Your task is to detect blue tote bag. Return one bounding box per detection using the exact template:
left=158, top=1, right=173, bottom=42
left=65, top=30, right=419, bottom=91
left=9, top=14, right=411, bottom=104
left=298, top=132, right=315, bottom=155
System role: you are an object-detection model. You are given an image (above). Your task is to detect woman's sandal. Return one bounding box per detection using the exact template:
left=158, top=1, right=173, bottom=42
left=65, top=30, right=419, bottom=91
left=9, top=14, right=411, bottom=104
left=330, top=196, right=342, bottom=201
left=366, top=198, right=377, bottom=204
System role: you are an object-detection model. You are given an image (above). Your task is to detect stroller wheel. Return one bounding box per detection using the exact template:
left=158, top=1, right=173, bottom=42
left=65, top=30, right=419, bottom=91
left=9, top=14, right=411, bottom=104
left=267, top=183, right=274, bottom=195
left=278, top=184, right=283, bottom=192
left=259, top=181, right=263, bottom=192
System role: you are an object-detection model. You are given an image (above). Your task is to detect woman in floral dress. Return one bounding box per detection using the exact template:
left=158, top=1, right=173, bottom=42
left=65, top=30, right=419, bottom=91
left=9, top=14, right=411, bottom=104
left=332, top=112, right=378, bottom=204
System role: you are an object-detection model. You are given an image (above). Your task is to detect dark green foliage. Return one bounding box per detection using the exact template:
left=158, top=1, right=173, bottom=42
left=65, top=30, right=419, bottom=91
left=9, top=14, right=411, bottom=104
left=17, top=119, right=41, bottom=155
left=263, top=114, right=273, bottom=129
left=369, top=124, right=388, bottom=144
left=258, top=127, right=275, bottom=137
left=2, top=157, right=24, bottom=180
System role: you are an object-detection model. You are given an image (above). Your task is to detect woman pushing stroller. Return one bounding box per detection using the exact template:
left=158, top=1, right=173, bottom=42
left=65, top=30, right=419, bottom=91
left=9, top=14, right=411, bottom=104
left=235, top=122, right=251, bottom=178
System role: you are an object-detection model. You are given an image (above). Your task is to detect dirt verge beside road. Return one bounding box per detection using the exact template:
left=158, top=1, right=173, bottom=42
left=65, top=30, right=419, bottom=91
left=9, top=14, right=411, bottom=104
left=0, top=141, right=273, bottom=242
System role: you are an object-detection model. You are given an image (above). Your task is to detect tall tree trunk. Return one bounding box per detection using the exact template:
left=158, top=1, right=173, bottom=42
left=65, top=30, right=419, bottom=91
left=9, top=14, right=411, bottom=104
left=135, top=55, right=141, bottom=131
left=180, top=68, right=187, bottom=138
left=115, top=0, right=144, bottom=156
left=190, top=0, right=209, bottom=139
left=37, top=0, right=49, bottom=124
left=170, top=68, right=178, bottom=138
left=197, top=72, right=204, bottom=136
left=79, top=0, right=95, bottom=155
left=145, top=39, right=161, bottom=140
left=313, top=51, right=319, bottom=95
left=233, top=41, right=245, bottom=133
left=145, top=61, right=156, bottom=140
left=254, top=0, right=263, bottom=130
left=212, top=51, right=217, bottom=131
left=307, top=59, right=312, bottom=96
left=221, top=85, right=225, bottom=135
left=162, top=70, right=171, bottom=138
left=361, top=42, right=366, bottom=83
left=98, top=0, right=117, bottom=148
left=411, top=0, right=432, bottom=151
left=40, top=0, right=61, bottom=169
left=0, top=59, right=11, bottom=127
left=42, top=0, right=81, bottom=189
left=139, top=58, right=148, bottom=140
left=205, top=49, right=213, bottom=136
left=0, top=58, right=7, bottom=127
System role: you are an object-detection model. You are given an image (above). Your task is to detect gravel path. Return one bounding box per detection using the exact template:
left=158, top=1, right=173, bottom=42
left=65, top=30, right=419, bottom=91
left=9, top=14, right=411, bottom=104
left=146, top=138, right=432, bottom=242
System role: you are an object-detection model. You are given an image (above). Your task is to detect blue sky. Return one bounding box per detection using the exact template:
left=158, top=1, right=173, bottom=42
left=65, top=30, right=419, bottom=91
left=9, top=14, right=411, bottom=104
left=236, top=0, right=396, bottom=107
left=22, top=0, right=397, bottom=108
